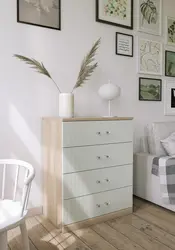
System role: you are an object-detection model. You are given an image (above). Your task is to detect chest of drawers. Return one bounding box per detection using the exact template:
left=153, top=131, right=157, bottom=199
left=42, top=117, right=133, bottom=230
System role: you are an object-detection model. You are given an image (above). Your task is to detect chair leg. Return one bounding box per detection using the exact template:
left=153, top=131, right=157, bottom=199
left=0, top=231, right=8, bottom=250
left=20, top=221, right=30, bottom=250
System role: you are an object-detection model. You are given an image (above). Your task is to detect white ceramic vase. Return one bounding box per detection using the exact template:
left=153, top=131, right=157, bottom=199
left=59, top=93, right=74, bottom=118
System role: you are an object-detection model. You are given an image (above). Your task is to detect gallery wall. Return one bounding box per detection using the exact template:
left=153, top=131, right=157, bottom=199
left=1, top=0, right=175, bottom=208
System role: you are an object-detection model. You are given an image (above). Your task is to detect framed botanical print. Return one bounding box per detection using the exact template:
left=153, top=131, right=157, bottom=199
left=138, top=38, right=163, bottom=75
left=138, top=0, right=162, bottom=35
left=166, top=16, right=175, bottom=46
left=96, top=0, right=133, bottom=30
left=139, top=77, right=162, bottom=101
left=116, top=32, right=133, bottom=57
left=164, top=80, right=175, bottom=115
left=17, top=0, right=61, bottom=30
left=165, top=51, right=175, bottom=77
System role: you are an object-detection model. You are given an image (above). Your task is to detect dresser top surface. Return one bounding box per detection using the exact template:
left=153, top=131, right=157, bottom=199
left=43, top=117, right=133, bottom=122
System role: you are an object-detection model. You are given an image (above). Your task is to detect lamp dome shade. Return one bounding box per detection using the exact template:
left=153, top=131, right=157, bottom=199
left=98, top=83, right=120, bottom=101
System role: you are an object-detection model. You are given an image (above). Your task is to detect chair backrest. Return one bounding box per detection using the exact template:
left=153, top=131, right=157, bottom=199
left=0, top=159, right=35, bottom=217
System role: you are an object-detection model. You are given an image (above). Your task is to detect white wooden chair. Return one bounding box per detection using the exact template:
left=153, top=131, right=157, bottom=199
left=0, top=159, right=35, bottom=250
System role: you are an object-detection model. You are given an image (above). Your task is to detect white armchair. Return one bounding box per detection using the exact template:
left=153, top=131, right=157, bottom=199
left=0, top=159, right=35, bottom=250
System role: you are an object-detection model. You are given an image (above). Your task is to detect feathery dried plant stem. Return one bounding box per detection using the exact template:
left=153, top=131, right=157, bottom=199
left=14, top=54, right=62, bottom=93
left=72, top=38, right=101, bottom=92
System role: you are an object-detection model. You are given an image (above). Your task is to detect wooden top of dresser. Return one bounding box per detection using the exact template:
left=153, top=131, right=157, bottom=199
left=43, top=117, right=133, bottom=122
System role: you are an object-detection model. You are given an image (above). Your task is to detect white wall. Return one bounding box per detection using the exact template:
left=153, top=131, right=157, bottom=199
left=0, top=0, right=175, bottom=208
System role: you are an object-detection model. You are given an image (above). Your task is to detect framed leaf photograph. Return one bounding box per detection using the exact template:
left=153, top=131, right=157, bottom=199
left=166, top=16, right=175, bottom=46
left=138, top=0, right=162, bottom=35
left=96, top=0, right=133, bottom=30
left=139, top=77, right=162, bottom=101
left=165, top=51, right=175, bottom=77
left=17, top=0, right=61, bottom=30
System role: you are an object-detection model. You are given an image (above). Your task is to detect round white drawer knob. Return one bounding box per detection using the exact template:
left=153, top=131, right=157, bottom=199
left=105, top=178, right=110, bottom=182
left=105, top=202, right=110, bottom=206
left=97, top=156, right=101, bottom=160
left=96, top=204, right=101, bottom=208
left=96, top=132, right=101, bottom=135
left=96, top=180, right=101, bottom=184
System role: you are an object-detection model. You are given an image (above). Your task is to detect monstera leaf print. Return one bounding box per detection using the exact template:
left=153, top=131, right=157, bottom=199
left=140, top=0, right=158, bottom=25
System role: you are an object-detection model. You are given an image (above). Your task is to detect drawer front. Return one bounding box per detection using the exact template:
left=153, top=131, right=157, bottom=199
left=63, top=186, right=132, bottom=225
left=63, top=121, right=133, bottom=147
left=63, top=165, right=132, bottom=199
left=63, top=142, right=133, bottom=174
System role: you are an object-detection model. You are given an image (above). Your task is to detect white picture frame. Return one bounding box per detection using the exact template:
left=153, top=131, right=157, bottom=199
left=164, top=80, right=175, bottom=116
left=138, top=0, right=162, bottom=36
left=166, top=16, right=175, bottom=46
left=138, top=38, right=163, bottom=76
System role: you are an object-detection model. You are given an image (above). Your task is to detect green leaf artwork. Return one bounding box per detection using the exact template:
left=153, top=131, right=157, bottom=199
left=104, top=0, right=127, bottom=19
left=168, top=17, right=175, bottom=44
left=140, top=0, right=158, bottom=25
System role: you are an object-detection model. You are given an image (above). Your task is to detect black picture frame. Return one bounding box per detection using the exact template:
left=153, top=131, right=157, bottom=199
left=165, top=50, right=175, bottom=77
left=96, top=0, right=133, bottom=30
left=116, top=32, right=133, bottom=57
left=139, top=77, right=162, bottom=101
left=17, top=0, right=61, bottom=30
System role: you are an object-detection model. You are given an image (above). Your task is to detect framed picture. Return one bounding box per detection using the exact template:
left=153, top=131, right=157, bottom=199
left=165, top=51, right=175, bottom=77
left=17, top=0, right=61, bottom=30
left=139, top=77, right=162, bottom=101
left=166, top=16, right=175, bottom=46
left=116, top=33, right=133, bottom=57
left=164, top=80, right=175, bottom=115
left=138, top=38, right=162, bottom=75
left=138, top=0, right=162, bottom=36
left=96, top=0, right=133, bottom=30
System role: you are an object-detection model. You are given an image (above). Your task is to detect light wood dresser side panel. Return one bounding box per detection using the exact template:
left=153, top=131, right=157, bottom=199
left=42, top=118, right=62, bottom=228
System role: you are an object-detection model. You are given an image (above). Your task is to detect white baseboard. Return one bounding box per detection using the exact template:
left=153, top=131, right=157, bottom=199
left=27, top=206, right=43, bottom=217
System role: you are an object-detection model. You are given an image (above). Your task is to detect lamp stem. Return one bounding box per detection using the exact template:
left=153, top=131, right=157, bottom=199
left=108, top=100, right=111, bottom=117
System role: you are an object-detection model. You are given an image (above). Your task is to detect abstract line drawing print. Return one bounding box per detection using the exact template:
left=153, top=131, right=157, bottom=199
left=139, top=38, right=162, bottom=75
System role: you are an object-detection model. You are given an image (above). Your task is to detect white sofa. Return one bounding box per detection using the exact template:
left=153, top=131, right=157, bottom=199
left=134, top=121, right=175, bottom=212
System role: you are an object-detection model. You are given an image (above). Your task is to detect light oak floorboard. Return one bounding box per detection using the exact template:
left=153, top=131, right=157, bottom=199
left=74, top=228, right=116, bottom=250
left=26, top=217, right=60, bottom=250
left=8, top=226, right=37, bottom=250
left=135, top=197, right=175, bottom=225
left=92, top=222, right=144, bottom=250
left=135, top=207, right=175, bottom=236
left=60, top=234, right=91, bottom=250
left=119, top=214, right=175, bottom=250
left=35, top=215, right=72, bottom=243
left=8, top=199, right=175, bottom=250
left=107, top=217, right=171, bottom=250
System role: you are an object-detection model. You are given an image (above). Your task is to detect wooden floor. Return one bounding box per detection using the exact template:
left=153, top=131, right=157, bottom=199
left=8, top=197, right=175, bottom=250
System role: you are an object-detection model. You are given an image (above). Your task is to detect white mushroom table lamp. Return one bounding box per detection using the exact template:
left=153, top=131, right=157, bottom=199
left=98, top=80, right=120, bottom=117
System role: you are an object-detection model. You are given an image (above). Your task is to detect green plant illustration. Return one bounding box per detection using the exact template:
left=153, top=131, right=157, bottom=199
left=104, top=0, right=127, bottom=19
left=14, top=38, right=101, bottom=93
left=140, top=0, right=158, bottom=25
left=168, top=19, right=175, bottom=43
